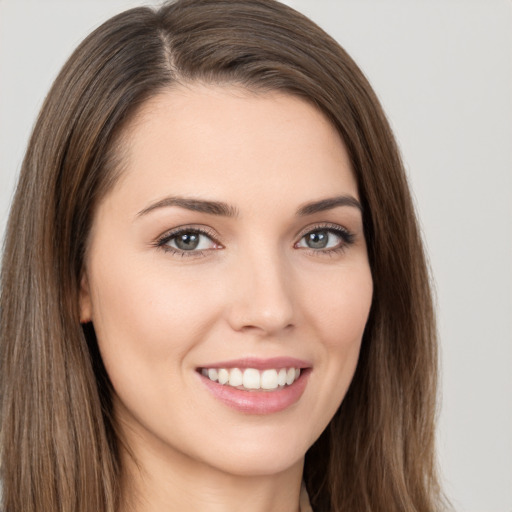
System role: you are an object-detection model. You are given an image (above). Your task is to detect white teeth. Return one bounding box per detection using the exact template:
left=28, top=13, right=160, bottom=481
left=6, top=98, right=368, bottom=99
left=228, top=368, right=243, bottom=387
left=201, top=366, right=302, bottom=391
left=261, top=369, right=278, bottom=390
left=242, top=368, right=260, bottom=389
left=218, top=368, right=229, bottom=385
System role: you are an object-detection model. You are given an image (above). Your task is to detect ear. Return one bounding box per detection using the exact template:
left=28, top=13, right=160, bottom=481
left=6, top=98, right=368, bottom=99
left=79, top=272, right=92, bottom=323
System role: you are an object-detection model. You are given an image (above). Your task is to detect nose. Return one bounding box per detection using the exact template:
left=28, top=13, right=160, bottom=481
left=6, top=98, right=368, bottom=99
left=226, top=249, right=295, bottom=336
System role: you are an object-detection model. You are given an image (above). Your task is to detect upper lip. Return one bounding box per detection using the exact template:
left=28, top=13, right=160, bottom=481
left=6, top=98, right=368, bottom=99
left=197, top=357, right=311, bottom=371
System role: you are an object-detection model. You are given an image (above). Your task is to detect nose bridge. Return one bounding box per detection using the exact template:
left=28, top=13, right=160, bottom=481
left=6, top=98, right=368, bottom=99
left=227, top=240, right=295, bottom=334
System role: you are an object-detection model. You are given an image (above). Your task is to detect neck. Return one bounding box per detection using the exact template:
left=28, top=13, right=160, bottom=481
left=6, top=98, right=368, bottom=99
left=118, top=435, right=304, bottom=512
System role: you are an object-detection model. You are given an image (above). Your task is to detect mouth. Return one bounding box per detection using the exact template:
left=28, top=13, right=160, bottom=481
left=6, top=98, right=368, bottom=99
left=196, top=358, right=311, bottom=414
left=198, top=366, right=302, bottom=391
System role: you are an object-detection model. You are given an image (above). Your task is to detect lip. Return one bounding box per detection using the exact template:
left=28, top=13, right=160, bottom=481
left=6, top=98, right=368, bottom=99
left=197, top=356, right=311, bottom=371
left=197, top=358, right=312, bottom=415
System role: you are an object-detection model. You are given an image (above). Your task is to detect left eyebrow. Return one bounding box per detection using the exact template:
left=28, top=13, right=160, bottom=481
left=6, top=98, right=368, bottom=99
left=296, top=195, right=363, bottom=216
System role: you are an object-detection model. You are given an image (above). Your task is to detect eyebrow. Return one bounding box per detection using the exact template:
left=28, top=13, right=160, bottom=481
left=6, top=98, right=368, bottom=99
left=137, top=196, right=239, bottom=218
left=296, top=195, right=363, bottom=216
left=137, top=194, right=362, bottom=219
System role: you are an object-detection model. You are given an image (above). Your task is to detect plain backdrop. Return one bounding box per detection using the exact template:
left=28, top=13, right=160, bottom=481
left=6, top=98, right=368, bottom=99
left=0, top=1, right=511, bottom=511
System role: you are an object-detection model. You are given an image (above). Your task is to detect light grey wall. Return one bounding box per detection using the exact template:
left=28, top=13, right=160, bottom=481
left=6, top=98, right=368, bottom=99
left=1, top=1, right=511, bottom=511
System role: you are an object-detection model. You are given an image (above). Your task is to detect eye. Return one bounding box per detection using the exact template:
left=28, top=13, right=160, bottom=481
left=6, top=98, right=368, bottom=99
left=157, top=227, right=220, bottom=255
left=295, top=225, right=354, bottom=252
left=297, top=230, right=340, bottom=250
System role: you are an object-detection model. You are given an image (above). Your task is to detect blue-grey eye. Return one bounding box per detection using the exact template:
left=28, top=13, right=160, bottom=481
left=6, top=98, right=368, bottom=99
left=167, top=231, right=216, bottom=251
left=297, top=229, right=344, bottom=250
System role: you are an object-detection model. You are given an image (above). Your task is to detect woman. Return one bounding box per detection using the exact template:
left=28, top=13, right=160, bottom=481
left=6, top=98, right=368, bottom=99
left=0, top=0, right=446, bottom=511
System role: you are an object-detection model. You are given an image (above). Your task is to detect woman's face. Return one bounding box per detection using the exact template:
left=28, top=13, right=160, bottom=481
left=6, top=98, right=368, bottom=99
left=80, top=85, right=373, bottom=477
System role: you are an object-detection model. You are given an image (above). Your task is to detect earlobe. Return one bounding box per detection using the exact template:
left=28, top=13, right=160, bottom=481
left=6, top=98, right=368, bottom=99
left=79, top=273, right=92, bottom=323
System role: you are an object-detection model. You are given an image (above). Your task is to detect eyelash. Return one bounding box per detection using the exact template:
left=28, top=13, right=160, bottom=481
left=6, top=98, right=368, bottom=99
left=155, top=226, right=220, bottom=258
left=295, top=223, right=355, bottom=256
left=154, top=223, right=355, bottom=258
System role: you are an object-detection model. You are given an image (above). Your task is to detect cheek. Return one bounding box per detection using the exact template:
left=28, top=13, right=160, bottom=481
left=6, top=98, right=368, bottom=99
left=302, top=261, right=373, bottom=347
left=87, top=259, right=228, bottom=434
left=299, top=262, right=372, bottom=427
left=88, top=257, right=225, bottom=372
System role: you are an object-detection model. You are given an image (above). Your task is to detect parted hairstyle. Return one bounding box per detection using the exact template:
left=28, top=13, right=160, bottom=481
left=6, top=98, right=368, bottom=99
left=0, top=1, right=446, bottom=511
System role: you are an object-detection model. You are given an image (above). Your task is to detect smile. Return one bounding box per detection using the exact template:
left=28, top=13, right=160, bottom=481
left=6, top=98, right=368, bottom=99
left=197, top=358, right=311, bottom=414
left=200, top=367, right=301, bottom=391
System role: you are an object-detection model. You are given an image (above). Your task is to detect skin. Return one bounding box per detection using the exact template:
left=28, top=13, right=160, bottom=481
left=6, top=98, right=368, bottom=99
left=80, top=85, right=373, bottom=512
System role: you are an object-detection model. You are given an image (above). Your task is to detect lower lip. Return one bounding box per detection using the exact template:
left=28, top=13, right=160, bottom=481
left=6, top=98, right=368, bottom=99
left=199, top=370, right=311, bottom=415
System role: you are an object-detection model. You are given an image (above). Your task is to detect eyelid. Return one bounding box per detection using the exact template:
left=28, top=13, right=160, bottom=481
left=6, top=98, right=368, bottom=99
left=154, top=225, right=223, bottom=256
left=294, top=222, right=355, bottom=253
left=295, top=222, right=353, bottom=241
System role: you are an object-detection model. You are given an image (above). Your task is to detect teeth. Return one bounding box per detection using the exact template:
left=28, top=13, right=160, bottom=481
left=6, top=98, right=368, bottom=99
left=218, top=368, right=229, bottom=385
left=201, top=367, right=302, bottom=391
left=242, top=368, right=260, bottom=389
left=228, top=368, right=243, bottom=387
left=261, top=369, right=278, bottom=390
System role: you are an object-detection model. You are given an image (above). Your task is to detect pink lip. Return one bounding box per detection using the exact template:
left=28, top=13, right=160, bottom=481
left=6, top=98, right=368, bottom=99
left=198, top=365, right=311, bottom=415
left=197, top=356, right=311, bottom=371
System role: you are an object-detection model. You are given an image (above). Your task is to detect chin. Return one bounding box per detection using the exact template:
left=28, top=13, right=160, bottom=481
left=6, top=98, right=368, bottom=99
left=205, top=446, right=305, bottom=478
left=192, top=424, right=317, bottom=478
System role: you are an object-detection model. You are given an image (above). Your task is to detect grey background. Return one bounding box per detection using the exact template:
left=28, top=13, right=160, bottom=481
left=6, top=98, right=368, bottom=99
left=0, top=1, right=511, bottom=510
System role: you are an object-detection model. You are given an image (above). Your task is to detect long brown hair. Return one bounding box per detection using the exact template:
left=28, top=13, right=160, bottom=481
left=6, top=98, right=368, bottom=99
left=0, top=1, right=446, bottom=510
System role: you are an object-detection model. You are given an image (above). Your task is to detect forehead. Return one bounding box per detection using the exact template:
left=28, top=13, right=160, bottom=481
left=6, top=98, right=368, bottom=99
left=111, top=84, right=358, bottom=208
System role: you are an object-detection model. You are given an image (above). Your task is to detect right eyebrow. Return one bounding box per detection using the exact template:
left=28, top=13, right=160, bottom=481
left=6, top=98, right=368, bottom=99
left=136, top=196, right=239, bottom=218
